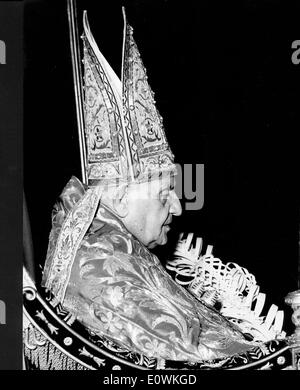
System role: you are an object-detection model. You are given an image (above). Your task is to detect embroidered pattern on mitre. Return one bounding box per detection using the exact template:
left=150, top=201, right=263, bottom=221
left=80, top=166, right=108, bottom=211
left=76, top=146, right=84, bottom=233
left=122, top=11, right=176, bottom=180
left=82, top=12, right=134, bottom=183
left=82, top=10, right=176, bottom=185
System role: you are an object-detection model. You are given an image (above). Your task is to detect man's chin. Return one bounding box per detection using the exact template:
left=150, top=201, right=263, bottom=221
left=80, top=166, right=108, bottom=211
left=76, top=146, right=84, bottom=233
left=148, top=229, right=169, bottom=248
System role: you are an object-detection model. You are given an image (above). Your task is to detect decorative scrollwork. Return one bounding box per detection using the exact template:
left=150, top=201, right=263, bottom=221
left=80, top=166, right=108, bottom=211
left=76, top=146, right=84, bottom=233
left=23, top=286, right=37, bottom=301
left=23, top=325, right=47, bottom=350
left=35, top=310, right=59, bottom=335
left=79, top=346, right=106, bottom=367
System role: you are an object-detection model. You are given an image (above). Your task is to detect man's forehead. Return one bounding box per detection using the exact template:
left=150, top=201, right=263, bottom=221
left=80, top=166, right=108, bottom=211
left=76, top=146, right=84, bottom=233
left=146, top=176, right=174, bottom=201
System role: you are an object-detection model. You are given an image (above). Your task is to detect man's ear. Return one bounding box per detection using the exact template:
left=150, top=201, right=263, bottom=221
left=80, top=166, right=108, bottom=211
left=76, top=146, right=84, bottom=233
left=111, top=184, right=129, bottom=218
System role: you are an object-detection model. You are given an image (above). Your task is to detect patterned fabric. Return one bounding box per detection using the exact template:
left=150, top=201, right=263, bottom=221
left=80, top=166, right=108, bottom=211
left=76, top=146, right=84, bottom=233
left=81, top=11, right=176, bottom=185
left=23, top=294, right=292, bottom=370
left=82, top=12, right=130, bottom=182
left=42, top=177, right=260, bottom=362
left=122, top=14, right=176, bottom=179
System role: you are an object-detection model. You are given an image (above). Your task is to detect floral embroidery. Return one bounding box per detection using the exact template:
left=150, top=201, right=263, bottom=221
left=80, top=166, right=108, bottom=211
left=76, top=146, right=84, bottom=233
left=102, top=252, right=135, bottom=276
left=122, top=301, right=137, bottom=317
left=79, top=263, right=95, bottom=279
left=144, top=339, right=167, bottom=357
left=107, top=286, right=124, bottom=307
left=97, top=311, right=123, bottom=334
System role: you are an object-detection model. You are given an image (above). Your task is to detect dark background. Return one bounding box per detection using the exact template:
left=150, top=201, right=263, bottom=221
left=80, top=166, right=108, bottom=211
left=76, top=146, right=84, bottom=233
left=0, top=1, right=23, bottom=370
left=24, top=0, right=299, bottom=334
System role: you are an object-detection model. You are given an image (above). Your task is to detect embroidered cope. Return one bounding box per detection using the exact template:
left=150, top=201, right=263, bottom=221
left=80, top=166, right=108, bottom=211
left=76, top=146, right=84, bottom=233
left=43, top=177, right=256, bottom=362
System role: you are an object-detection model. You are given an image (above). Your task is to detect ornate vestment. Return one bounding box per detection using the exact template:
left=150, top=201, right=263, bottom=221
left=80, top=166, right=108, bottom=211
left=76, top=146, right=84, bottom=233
left=42, top=177, right=259, bottom=362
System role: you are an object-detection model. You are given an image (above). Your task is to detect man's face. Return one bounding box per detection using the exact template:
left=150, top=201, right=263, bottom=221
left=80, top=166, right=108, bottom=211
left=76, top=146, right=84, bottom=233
left=123, top=174, right=182, bottom=248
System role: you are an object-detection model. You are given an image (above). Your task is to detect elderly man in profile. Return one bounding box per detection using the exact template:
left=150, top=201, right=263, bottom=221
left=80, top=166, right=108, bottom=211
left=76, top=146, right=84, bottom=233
left=42, top=11, right=256, bottom=364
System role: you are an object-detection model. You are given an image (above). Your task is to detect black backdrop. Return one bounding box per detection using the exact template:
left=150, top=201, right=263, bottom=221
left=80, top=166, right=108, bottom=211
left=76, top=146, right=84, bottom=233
left=24, top=0, right=299, bottom=334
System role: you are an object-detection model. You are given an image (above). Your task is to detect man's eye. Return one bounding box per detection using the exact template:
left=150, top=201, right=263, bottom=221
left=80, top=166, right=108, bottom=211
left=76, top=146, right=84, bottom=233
left=160, top=192, right=169, bottom=203
left=161, top=199, right=167, bottom=206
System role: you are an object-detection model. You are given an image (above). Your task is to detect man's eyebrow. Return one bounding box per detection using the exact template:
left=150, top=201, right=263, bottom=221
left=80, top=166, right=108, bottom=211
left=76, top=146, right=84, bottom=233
left=159, top=182, right=175, bottom=193
left=159, top=184, right=170, bottom=193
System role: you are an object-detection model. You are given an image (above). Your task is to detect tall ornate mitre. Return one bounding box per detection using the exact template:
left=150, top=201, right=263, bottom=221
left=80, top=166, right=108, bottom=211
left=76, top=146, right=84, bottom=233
left=82, top=9, right=176, bottom=185
left=43, top=9, right=177, bottom=304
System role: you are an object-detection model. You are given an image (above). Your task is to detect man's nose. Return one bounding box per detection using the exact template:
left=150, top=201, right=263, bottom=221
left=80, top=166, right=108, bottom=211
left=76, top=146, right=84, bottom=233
left=169, top=192, right=182, bottom=216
